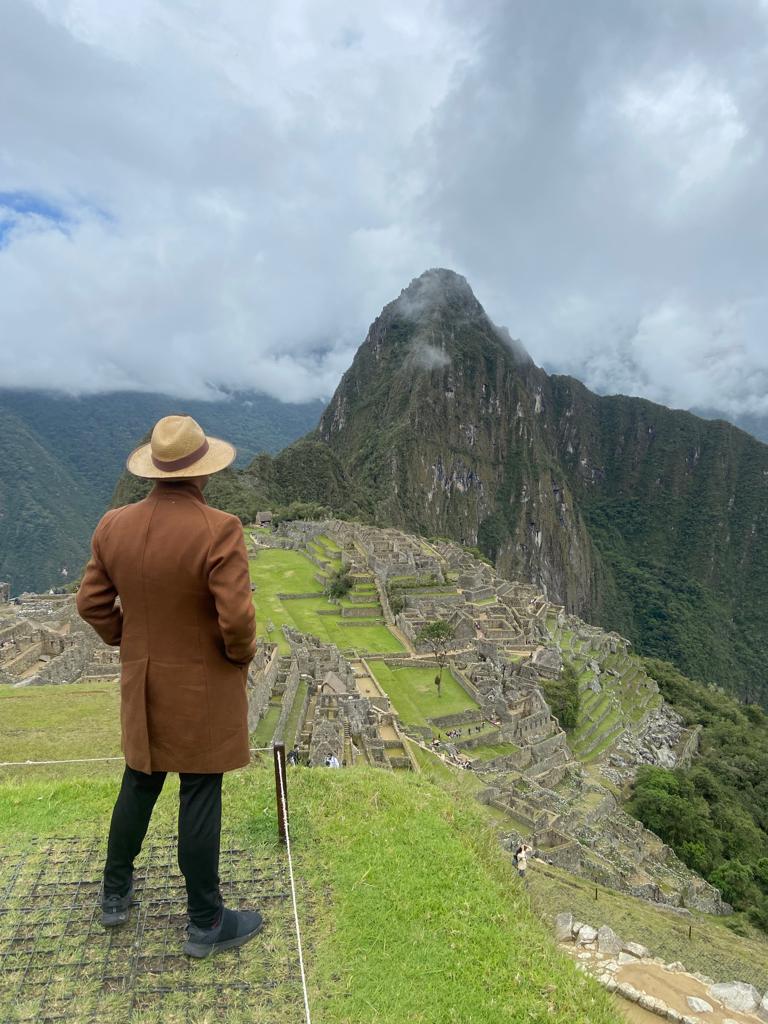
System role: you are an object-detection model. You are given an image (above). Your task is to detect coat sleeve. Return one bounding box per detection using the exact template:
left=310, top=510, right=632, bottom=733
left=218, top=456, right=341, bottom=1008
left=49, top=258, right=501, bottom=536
left=76, top=514, right=123, bottom=646
left=207, top=516, right=257, bottom=666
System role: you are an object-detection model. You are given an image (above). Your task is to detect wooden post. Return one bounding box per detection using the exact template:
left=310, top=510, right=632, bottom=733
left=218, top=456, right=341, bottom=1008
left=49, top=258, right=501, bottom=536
left=273, top=742, right=288, bottom=844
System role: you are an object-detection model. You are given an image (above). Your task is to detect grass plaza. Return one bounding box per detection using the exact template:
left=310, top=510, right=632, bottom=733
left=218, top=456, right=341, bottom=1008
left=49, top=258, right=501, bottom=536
left=248, top=547, right=404, bottom=656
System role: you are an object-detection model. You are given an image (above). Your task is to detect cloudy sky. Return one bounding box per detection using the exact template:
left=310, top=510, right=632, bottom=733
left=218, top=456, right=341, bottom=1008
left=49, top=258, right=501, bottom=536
left=1, top=0, right=767, bottom=420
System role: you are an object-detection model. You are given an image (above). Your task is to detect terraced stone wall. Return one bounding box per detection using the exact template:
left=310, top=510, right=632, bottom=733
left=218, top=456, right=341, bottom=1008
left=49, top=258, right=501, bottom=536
left=247, top=645, right=280, bottom=731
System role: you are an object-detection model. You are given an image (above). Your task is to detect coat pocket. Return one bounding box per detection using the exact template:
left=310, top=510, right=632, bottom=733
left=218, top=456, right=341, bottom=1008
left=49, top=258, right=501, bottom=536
left=119, top=657, right=151, bottom=774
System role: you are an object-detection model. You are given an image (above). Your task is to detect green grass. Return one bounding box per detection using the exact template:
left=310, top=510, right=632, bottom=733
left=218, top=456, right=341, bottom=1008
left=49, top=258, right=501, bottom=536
left=283, top=678, right=308, bottom=748
left=250, top=700, right=282, bottom=747
left=369, top=662, right=477, bottom=727
left=0, top=680, right=122, bottom=780
left=249, top=549, right=404, bottom=655
left=0, top=767, right=624, bottom=1024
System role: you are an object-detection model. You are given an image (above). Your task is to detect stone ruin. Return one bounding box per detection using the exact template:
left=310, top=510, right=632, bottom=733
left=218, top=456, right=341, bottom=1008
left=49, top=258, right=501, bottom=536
left=0, top=596, right=119, bottom=688
left=246, top=626, right=416, bottom=771
left=265, top=521, right=725, bottom=915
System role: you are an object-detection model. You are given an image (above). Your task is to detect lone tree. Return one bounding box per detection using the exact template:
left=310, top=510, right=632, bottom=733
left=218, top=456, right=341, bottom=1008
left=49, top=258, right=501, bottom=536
left=416, top=619, right=455, bottom=697
left=326, top=564, right=353, bottom=600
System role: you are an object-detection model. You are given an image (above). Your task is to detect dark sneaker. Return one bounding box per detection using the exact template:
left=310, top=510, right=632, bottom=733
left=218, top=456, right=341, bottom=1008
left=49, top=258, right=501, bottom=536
left=183, top=907, right=264, bottom=958
left=101, top=880, right=134, bottom=928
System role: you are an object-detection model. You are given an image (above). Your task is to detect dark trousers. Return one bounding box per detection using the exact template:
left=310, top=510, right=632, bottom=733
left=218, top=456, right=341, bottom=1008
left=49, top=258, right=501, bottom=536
left=103, top=766, right=224, bottom=927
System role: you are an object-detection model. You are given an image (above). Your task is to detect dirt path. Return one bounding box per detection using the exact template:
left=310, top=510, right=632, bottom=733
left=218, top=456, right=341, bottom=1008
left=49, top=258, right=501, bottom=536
left=616, top=960, right=762, bottom=1024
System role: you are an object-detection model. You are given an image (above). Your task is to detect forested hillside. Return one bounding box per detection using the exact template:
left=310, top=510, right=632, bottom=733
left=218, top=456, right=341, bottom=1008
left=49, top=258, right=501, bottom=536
left=549, top=379, right=768, bottom=703
left=0, top=389, right=322, bottom=592
left=629, top=659, right=768, bottom=930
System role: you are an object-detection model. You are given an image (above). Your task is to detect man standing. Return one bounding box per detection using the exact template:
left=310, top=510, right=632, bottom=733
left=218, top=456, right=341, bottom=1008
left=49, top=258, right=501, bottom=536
left=77, top=415, right=262, bottom=958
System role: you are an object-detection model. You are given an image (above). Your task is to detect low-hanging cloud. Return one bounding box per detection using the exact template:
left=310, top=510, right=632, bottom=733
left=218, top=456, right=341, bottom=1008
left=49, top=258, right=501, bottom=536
left=408, top=340, right=452, bottom=371
left=1, top=0, right=767, bottom=423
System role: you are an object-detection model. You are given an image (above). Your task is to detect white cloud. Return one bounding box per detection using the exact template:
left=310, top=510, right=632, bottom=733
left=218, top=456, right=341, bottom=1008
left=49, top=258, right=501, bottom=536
left=0, top=0, right=472, bottom=399
left=1, top=0, right=768, bottom=426
left=617, top=66, right=747, bottom=196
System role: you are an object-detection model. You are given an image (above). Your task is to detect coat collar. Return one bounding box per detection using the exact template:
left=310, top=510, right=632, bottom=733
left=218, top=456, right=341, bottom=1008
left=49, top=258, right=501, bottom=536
left=151, top=480, right=208, bottom=504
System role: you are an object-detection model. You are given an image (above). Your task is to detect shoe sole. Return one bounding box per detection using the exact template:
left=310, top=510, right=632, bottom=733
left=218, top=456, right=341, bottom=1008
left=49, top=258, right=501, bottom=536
left=183, top=920, right=264, bottom=958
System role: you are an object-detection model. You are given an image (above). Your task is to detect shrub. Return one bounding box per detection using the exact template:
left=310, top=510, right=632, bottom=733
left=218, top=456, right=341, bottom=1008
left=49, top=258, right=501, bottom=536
left=540, top=660, right=580, bottom=731
left=326, top=566, right=353, bottom=599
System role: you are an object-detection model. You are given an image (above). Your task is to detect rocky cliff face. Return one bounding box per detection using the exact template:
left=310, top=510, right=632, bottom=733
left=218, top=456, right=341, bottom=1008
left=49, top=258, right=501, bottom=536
left=317, top=269, right=600, bottom=612
left=312, top=269, right=768, bottom=704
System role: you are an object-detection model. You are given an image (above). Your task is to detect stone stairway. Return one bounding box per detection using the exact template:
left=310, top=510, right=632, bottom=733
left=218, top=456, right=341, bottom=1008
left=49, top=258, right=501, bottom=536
left=2, top=641, right=44, bottom=676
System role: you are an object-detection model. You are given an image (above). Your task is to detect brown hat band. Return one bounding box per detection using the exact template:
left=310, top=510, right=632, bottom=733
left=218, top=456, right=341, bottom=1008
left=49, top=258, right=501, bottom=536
left=151, top=439, right=210, bottom=472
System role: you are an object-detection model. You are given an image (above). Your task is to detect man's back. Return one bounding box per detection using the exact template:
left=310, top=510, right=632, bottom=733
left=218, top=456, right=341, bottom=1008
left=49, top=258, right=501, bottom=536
left=77, top=479, right=257, bottom=774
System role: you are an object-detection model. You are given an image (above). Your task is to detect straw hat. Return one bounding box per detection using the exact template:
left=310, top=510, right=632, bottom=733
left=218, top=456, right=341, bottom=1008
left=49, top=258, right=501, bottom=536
left=126, top=415, right=236, bottom=479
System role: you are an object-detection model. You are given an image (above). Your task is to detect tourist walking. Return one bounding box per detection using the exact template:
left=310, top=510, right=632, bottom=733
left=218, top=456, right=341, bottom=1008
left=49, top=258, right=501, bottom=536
left=77, top=415, right=263, bottom=958
left=515, top=843, right=532, bottom=881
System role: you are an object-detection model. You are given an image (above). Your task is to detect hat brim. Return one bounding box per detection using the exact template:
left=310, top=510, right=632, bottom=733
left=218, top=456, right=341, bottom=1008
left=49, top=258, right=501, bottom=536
left=126, top=436, right=236, bottom=479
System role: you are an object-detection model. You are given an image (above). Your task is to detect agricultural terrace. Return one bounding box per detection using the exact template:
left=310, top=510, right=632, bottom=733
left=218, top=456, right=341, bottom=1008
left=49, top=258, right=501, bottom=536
left=247, top=546, right=405, bottom=656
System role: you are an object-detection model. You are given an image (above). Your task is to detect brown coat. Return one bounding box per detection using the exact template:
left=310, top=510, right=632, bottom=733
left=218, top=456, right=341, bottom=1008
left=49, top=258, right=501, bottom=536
left=76, top=480, right=256, bottom=774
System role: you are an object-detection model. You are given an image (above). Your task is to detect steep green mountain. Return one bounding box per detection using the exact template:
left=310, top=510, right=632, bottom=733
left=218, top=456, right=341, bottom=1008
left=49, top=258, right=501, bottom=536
left=547, top=379, right=768, bottom=703
left=695, top=406, right=768, bottom=446
left=0, top=406, right=98, bottom=595
left=0, top=389, right=323, bottom=593
left=239, top=269, right=767, bottom=704
left=315, top=270, right=601, bottom=611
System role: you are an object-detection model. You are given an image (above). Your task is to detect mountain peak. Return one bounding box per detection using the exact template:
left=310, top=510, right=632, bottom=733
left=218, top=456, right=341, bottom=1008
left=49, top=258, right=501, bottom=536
left=393, top=268, right=483, bottom=320
left=387, top=268, right=531, bottom=366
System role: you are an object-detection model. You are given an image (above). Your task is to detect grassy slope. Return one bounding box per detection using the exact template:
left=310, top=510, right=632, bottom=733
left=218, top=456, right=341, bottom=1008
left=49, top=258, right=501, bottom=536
left=0, top=680, right=122, bottom=778
left=0, top=766, right=623, bottom=1024
left=4, top=680, right=768, bottom=1017
left=527, top=859, right=768, bottom=993
left=408, top=742, right=768, bottom=993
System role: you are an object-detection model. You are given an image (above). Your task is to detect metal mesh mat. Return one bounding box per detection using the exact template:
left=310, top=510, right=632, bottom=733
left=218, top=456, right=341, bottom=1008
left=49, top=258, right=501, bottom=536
left=0, top=835, right=309, bottom=1024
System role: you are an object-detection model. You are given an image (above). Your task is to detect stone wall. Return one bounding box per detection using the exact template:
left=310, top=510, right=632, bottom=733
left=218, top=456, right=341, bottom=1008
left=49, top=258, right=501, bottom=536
left=677, top=724, right=702, bottom=767
left=29, top=641, right=89, bottom=686
left=274, top=659, right=301, bottom=745
left=247, top=645, right=280, bottom=731
left=429, top=708, right=483, bottom=729
left=530, top=730, right=568, bottom=760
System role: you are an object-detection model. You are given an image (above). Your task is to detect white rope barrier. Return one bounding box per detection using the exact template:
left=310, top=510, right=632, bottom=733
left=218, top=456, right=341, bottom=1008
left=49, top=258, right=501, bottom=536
left=0, top=755, right=125, bottom=767
left=0, top=746, right=275, bottom=769
left=275, top=752, right=312, bottom=1024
